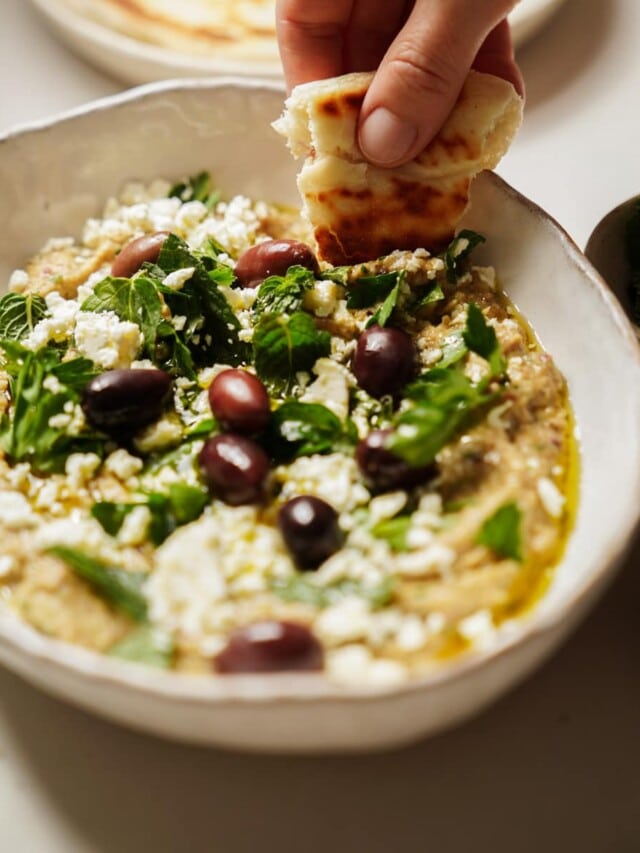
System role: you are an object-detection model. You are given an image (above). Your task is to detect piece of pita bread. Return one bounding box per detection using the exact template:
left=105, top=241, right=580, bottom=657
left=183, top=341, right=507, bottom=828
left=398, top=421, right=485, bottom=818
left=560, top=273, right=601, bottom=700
left=62, top=0, right=279, bottom=63
left=273, top=70, right=523, bottom=265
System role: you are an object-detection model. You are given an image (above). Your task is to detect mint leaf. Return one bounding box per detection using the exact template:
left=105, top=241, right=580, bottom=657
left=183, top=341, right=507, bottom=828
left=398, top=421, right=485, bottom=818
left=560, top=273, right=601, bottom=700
left=262, top=401, right=357, bottom=463
left=81, top=275, right=163, bottom=356
left=155, top=235, right=247, bottom=367
left=92, top=482, right=209, bottom=546
left=463, top=303, right=506, bottom=378
left=271, top=575, right=395, bottom=609
left=48, top=546, right=148, bottom=622
left=108, top=625, right=174, bottom=668
left=388, top=366, right=497, bottom=467
left=443, top=230, right=485, bottom=283
left=0, top=342, right=105, bottom=473
left=254, top=265, right=316, bottom=316
left=346, top=272, right=398, bottom=309
left=475, top=501, right=523, bottom=561
left=253, top=311, right=330, bottom=393
left=0, top=293, right=47, bottom=341
left=169, top=171, right=220, bottom=208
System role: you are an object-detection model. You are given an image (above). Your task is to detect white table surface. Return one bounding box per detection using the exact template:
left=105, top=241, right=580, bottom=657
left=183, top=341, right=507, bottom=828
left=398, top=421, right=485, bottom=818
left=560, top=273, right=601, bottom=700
left=1, top=1, right=639, bottom=851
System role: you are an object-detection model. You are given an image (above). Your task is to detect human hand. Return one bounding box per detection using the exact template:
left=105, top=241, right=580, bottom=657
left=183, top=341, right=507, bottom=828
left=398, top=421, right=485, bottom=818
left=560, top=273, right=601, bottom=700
left=276, top=0, right=524, bottom=167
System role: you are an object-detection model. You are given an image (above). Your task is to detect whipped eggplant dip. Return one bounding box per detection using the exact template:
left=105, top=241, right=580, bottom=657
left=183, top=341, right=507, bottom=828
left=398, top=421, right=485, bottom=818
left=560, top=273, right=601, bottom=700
left=0, top=174, right=575, bottom=686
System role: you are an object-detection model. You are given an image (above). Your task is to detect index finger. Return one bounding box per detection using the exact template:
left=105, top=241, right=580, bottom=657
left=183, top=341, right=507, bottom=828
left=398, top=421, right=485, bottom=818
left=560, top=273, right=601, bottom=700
left=276, top=0, right=355, bottom=92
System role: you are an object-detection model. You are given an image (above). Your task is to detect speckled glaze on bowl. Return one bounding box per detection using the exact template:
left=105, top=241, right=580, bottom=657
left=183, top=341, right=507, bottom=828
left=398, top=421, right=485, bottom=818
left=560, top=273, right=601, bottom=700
left=1, top=80, right=639, bottom=753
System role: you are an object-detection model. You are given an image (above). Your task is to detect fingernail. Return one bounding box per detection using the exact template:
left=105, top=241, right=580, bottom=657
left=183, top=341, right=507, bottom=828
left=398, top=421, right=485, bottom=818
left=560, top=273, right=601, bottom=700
left=359, top=108, right=418, bottom=166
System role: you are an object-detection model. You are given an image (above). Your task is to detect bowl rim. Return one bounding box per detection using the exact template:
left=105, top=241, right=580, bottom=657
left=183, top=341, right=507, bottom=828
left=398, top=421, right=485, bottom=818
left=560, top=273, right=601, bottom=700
left=1, top=77, right=640, bottom=706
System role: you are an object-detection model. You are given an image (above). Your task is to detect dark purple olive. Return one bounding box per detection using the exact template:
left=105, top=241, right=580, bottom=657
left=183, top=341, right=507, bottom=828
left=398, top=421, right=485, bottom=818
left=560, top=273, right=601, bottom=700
left=277, top=495, right=344, bottom=570
left=208, top=369, right=270, bottom=434
left=234, top=239, right=320, bottom=288
left=356, top=429, right=435, bottom=491
left=215, top=620, right=323, bottom=673
left=111, top=231, right=170, bottom=278
left=198, top=434, right=270, bottom=505
left=81, top=368, right=172, bottom=434
left=352, top=325, right=416, bottom=398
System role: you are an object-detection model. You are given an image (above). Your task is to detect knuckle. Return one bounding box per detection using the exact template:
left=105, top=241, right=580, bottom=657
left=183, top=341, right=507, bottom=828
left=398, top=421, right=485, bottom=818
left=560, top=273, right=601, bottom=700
left=387, top=40, right=460, bottom=100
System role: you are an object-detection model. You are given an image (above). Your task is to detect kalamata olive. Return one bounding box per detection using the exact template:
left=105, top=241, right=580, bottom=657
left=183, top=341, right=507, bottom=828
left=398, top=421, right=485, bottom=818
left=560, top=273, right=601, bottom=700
left=208, top=369, right=270, bottom=434
left=234, top=239, right=320, bottom=288
left=81, top=368, right=172, bottom=434
left=198, top=434, right=270, bottom=505
left=215, top=620, right=323, bottom=673
left=277, top=495, right=344, bottom=570
left=356, top=429, right=435, bottom=491
left=111, top=231, right=170, bottom=278
left=352, top=325, right=416, bottom=398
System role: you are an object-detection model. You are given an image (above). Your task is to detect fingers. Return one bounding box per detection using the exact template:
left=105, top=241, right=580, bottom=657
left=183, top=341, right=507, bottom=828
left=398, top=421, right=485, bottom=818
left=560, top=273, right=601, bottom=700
left=358, top=0, right=520, bottom=166
left=345, top=0, right=412, bottom=72
left=472, top=19, right=524, bottom=97
left=276, top=0, right=354, bottom=92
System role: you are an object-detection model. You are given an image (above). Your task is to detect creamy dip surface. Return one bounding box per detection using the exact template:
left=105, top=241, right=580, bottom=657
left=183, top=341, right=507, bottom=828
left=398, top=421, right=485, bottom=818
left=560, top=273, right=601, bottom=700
left=0, top=175, right=575, bottom=686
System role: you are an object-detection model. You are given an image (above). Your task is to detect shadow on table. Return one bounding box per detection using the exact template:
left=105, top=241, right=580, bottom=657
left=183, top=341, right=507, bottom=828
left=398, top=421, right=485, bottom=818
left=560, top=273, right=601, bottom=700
left=2, top=537, right=640, bottom=853
left=517, top=0, right=619, bottom=112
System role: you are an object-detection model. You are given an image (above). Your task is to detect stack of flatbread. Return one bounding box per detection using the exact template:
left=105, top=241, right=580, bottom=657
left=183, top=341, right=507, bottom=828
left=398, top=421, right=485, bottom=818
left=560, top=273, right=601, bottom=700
left=273, top=70, right=523, bottom=265
left=62, top=0, right=279, bottom=63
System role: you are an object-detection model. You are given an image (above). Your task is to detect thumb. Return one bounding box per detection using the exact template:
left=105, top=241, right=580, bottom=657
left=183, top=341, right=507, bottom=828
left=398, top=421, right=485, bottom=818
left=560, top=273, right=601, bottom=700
left=358, top=0, right=519, bottom=167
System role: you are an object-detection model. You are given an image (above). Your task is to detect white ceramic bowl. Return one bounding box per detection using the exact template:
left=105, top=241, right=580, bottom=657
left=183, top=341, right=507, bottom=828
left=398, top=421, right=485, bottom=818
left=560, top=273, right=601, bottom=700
left=1, top=79, right=639, bottom=753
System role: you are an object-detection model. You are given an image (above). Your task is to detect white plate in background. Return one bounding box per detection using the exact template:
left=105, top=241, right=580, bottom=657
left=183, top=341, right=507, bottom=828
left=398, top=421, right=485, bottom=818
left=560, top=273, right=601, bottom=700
left=28, top=0, right=568, bottom=87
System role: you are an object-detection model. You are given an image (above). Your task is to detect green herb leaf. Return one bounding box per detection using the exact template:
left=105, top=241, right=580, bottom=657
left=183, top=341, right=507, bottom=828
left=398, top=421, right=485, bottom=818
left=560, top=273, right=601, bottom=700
left=168, top=171, right=220, bottom=208
left=370, top=515, right=412, bottom=552
left=48, top=546, right=148, bottom=622
left=0, top=342, right=105, bottom=473
left=155, top=235, right=247, bottom=367
left=388, top=366, right=497, bottom=467
left=254, top=266, right=316, bottom=316
left=475, top=501, right=523, bottom=561
left=271, top=575, right=395, bottom=609
left=0, top=293, right=47, bottom=341
left=81, top=275, right=163, bottom=356
left=416, top=281, right=445, bottom=308
left=463, top=303, right=506, bottom=378
left=367, top=272, right=404, bottom=328
left=443, top=230, right=486, bottom=283
left=108, top=625, right=174, bottom=668
left=253, top=311, right=330, bottom=393
left=262, top=401, right=357, bottom=463
left=437, top=331, right=468, bottom=368
left=92, top=482, right=209, bottom=546
left=346, top=272, right=398, bottom=309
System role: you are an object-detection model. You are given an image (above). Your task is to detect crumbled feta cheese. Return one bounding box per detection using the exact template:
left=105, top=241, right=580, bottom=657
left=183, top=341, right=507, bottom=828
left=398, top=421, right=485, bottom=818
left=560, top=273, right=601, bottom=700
left=74, top=311, right=142, bottom=369
left=394, top=543, right=455, bottom=578
left=133, top=414, right=183, bottom=454
left=299, top=357, right=352, bottom=420
left=0, top=492, right=38, bottom=529
left=117, top=505, right=151, bottom=547
left=276, top=454, right=370, bottom=513
left=303, top=280, right=340, bottom=317
left=9, top=269, right=29, bottom=291
left=458, top=609, right=495, bottom=646
left=25, top=292, right=79, bottom=349
left=163, top=267, right=195, bottom=290
left=315, top=597, right=372, bottom=645
left=0, top=555, right=16, bottom=579
left=64, top=452, right=101, bottom=491
left=537, top=477, right=565, bottom=519
left=326, top=644, right=408, bottom=686
left=104, top=449, right=143, bottom=481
